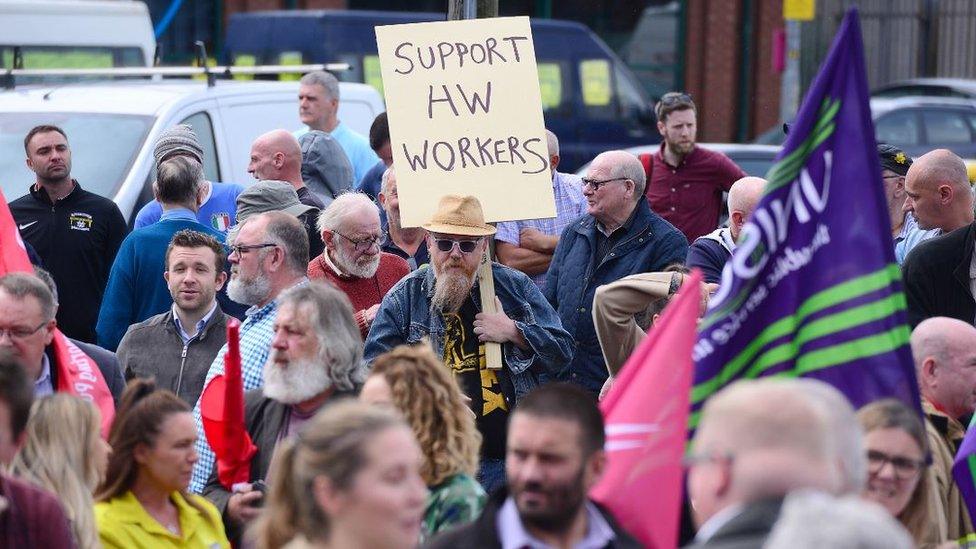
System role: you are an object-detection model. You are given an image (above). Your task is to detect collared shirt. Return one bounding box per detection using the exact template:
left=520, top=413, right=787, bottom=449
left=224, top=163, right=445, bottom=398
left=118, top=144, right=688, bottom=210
left=644, top=144, right=746, bottom=243
left=189, top=279, right=308, bottom=493
left=172, top=302, right=218, bottom=344
left=496, top=497, right=615, bottom=549
left=495, top=171, right=588, bottom=288
left=895, top=214, right=941, bottom=264
left=693, top=503, right=745, bottom=544
left=34, top=355, right=53, bottom=397
left=593, top=204, right=640, bottom=268
left=95, top=490, right=229, bottom=548
left=158, top=207, right=199, bottom=223
left=382, top=232, right=430, bottom=270
left=320, top=247, right=345, bottom=277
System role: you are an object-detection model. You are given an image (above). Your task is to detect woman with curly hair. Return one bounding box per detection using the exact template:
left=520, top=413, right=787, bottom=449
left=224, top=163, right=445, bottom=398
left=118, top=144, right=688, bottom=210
left=360, top=343, right=486, bottom=539
left=10, top=394, right=112, bottom=549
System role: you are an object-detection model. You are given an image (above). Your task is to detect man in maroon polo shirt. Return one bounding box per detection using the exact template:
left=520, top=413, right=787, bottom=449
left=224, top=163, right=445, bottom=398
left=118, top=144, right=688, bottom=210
left=642, top=92, right=746, bottom=243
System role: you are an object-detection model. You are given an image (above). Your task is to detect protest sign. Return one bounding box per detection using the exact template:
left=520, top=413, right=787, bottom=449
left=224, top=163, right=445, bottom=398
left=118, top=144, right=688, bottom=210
left=376, top=16, right=554, bottom=227
left=691, top=7, right=920, bottom=430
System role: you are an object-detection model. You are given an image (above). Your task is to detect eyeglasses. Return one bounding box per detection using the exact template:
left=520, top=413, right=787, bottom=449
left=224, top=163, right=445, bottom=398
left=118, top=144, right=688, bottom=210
left=230, top=243, right=277, bottom=257
left=656, top=91, right=694, bottom=118
left=0, top=320, right=49, bottom=341
left=866, top=449, right=925, bottom=479
left=432, top=237, right=482, bottom=254
left=334, top=232, right=386, bottom=252
left=581, top=177, right=630, bottom=191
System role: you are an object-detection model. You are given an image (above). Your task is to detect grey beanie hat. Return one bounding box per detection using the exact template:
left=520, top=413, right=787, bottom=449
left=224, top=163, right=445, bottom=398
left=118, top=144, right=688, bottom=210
left=236, top=180, right=316, bottom=223
left=154, top=124, right=204, bottom=166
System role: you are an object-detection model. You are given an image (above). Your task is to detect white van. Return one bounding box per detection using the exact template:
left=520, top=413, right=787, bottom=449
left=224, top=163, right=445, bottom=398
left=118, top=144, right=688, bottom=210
left=0, top=0, right=155, bottom=71
left=0, top=79, right=385, bottom=222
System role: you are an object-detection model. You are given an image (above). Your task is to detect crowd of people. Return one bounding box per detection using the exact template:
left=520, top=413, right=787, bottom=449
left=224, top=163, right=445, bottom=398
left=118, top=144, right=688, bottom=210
left=0, top=74, right=974, bottom=549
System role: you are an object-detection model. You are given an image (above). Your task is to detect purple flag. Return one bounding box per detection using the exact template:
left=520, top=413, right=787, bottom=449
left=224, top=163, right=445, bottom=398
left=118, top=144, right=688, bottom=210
left=691, top=7, right=920, bottom=428
left=953, top=423, right=976, bottom=526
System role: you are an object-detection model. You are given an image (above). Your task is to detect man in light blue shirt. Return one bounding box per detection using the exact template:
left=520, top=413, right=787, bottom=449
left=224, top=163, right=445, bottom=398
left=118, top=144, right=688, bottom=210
left=495, top=130, right=587, bottom=290
left=294, top=71, right=379, bottom=184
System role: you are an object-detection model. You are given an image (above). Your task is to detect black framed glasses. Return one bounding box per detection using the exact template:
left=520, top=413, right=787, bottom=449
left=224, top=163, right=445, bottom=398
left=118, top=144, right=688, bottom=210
left=581, top=177, right=629, bottom=191
left=230, top=242, right=277, bottom=257
left=432, top=237, right=482, bottom=254
left=866, top=450, right=925, bottom=479
left=334, top=232, right=386, bottom=252
left=0, top=320, right=49, bottom=341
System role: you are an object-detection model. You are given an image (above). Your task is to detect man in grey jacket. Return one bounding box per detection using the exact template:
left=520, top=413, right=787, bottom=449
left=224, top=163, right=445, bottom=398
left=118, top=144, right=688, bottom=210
left=116, top=229, right=230, bottom=405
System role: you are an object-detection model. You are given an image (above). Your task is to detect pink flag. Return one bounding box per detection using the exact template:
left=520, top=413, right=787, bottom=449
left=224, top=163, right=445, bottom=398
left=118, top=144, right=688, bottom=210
left=590, top=270, right=702, bottom=549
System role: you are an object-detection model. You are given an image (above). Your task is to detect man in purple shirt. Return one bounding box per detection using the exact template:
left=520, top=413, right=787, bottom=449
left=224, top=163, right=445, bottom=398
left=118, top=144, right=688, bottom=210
left=642, top=92, right=746, bottom=244
left=426, top=383, right=640, bottom=549
left=495, top=129, right=587, bottom=289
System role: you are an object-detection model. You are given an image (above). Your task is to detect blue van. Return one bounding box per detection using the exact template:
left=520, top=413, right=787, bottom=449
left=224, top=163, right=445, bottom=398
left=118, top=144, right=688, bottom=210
left=224, top=10, right=659, bottom=171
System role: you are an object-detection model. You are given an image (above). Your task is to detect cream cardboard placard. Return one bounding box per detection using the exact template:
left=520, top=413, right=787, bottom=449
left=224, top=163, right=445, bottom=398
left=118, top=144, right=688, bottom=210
left=376, top=16, right=555, bottom=227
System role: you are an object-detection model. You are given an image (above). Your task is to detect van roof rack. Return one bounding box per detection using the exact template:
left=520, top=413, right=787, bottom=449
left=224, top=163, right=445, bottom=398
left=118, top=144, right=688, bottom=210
left=1, top=41, right=349, bottom=90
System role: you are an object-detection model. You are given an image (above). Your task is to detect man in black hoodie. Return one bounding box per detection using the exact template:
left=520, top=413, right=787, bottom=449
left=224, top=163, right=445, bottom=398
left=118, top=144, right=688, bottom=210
left=11, top=125, right=127, bottom=343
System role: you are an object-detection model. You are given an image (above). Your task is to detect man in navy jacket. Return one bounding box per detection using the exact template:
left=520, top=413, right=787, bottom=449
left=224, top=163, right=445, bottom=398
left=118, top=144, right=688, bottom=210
left=545, top=150, right=687, bottom=394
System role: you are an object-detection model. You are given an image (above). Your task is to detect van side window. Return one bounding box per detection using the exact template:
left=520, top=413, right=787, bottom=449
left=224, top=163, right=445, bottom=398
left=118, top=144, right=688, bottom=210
left=363, top=55, right=384, bottom=98
left=278, top=52, right=302, bottom=81
left=579, top=59, right=615, bottom=120
left=178, top=112, right=221, bottom=181
left=537, top=61, right=570, bottom=117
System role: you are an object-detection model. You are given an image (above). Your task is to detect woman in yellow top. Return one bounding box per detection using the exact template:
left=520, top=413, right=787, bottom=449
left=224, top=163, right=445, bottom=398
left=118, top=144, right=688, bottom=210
left=94, top=379, right=230, bottom=548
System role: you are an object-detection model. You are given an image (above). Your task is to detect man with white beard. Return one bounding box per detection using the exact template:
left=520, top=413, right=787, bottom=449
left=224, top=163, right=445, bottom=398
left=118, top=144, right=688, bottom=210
left=189, top=211, right=310, bottom=494
left=201, top=282, right=363, bottom=543
left=364, top=195, right=573, bottom=493
left=308, top=192, right=410, bottom=338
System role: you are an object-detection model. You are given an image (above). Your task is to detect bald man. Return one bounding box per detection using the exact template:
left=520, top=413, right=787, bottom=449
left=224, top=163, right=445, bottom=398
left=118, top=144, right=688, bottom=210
left=898, top=149, right=975, bottom=261
left=247, top=129, right=325, bottom=210
left=912, top=317, right=976, bottom=540
left=902, top=155, right=976, bottom=326
left=545, top=150, right=687, bottom=395
left=686, top=379, right=843, bottom=548
left=686, top=176, right=766, bottom=284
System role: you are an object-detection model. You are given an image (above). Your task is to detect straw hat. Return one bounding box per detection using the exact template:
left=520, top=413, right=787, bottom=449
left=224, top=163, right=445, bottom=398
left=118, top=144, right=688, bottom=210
left=422, top=195, right=496, bottom=237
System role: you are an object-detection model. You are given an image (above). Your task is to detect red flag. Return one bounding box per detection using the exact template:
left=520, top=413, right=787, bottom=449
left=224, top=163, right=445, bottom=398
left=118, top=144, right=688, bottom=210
left=0, top=188, right=115, bottom=435
left=590, top=270, right=702, bottom=549
left=200, top=318, right=257, bottom=488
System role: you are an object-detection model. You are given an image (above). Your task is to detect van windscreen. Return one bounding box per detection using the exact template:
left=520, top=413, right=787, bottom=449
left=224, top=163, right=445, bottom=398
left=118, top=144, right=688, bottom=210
left=0, top=112, right=153, bottom=201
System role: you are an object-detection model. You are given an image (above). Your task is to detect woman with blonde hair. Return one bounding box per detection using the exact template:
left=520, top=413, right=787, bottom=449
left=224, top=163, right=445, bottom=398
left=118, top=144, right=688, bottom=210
left=857, top=398, right=939, bottom=547
left=360, top=344, right=485, bottom=539
left=10, top=394, right=112, bottom=549
left=253, top=399, right=428, bottom=549
left=94, top=379, right=229, bottom=548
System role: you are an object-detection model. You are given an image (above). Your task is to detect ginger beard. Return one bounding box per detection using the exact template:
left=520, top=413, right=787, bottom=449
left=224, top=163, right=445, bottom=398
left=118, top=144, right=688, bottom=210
left=431, top=257, right=478, bottom=314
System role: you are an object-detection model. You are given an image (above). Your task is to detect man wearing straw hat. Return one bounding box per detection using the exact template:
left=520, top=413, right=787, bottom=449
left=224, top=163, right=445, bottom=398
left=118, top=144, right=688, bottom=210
left=364, top=194, right=573, bottom=492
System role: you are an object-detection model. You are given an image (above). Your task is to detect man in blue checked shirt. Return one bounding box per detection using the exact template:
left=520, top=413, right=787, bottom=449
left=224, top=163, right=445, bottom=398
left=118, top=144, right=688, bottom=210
left=189, top=211, right=310, bottom=493
left=495, top=130, right=587, bottom=291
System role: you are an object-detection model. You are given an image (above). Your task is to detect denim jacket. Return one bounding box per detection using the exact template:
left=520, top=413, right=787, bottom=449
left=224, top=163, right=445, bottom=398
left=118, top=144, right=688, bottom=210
left=544, top=199, right=688, bottom=393
left=364, top=263, right=573, bottom=402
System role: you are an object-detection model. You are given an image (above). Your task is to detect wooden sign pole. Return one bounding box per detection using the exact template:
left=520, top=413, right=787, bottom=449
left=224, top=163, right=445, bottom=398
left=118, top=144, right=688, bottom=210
left=478, top=251, right=503, bottom=370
